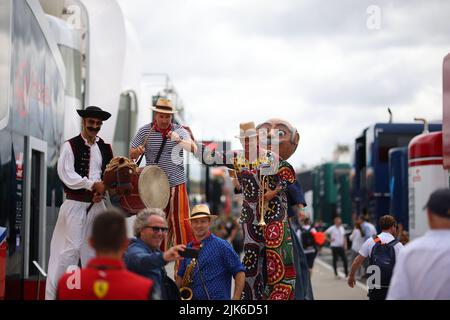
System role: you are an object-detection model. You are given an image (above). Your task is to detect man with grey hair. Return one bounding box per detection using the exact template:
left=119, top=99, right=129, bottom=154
left=124, top=208, right=185, bottom=299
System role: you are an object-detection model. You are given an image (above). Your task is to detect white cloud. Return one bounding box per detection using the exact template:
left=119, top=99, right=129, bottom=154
left=117, top=0, right=449, bottom=170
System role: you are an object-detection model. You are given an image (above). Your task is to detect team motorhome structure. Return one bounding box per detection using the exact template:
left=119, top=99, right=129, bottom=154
left=0, top=0, right=144, bottom=299
left=0, top=0, right=67, bottom=300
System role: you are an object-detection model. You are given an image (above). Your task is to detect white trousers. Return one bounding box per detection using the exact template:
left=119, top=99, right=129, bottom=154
left=45, top=200, right=106, bottom=300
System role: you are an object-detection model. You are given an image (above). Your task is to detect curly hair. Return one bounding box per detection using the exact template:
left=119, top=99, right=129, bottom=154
left=133, top=208, right=166, bottom=238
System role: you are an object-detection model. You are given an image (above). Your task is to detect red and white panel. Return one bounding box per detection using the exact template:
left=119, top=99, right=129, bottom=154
left=408, top=132, right=449, bottom=239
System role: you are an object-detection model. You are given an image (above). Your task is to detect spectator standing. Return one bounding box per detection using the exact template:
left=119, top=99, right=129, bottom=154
left=348, top=215, right=403, bottom=300
left=124, top=208, right=185, bottom=300
left=299, top=217, right=318, bottom=276
left=325, top=217, right=348, bottom=278
left=349, top=220, right=365, bottom=279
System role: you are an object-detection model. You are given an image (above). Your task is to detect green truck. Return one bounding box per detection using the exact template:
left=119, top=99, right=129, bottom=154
left=312, top=162, right=352, bottom=227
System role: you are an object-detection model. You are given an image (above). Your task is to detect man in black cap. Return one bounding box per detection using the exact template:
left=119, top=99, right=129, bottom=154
left=45, top=106, right=114, bottom=300
left=387, top=188, right=450, bottom=299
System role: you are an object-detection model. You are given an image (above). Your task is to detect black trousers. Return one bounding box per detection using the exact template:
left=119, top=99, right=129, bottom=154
left=331, top=247, right=348, bottom=276
left=368, top=288, right=388, bottom=300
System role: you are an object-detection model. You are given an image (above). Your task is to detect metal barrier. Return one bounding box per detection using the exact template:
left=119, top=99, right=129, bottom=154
left=32, top=261, right=47, bottom=300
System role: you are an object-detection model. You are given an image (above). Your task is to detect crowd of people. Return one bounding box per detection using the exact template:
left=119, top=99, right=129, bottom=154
left=285, top=190, right=450, bottom=301
left=45, top=99, right=450, bottom=300
left=45, top=100, right=309, bottom=300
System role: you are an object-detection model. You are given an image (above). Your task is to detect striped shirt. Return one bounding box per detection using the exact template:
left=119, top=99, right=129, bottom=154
left=131, top=123, right=189, bottom=187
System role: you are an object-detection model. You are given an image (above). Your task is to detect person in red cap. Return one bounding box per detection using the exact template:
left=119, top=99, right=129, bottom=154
left=57, top=209, right=155, bottom=300
left=46, top=106, right=114, bottom=300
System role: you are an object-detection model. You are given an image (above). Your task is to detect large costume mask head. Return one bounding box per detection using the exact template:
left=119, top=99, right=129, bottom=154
left=256, top=118, right=299, bottom=160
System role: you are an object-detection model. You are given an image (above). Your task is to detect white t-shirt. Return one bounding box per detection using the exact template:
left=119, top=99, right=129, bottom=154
left=358, top=232, right=404, bottom=258
left=387, top=230, right=450, bottom=300
left=350, top=228, right=365, bottom=252
left=325, top=225, right=346, bottom=248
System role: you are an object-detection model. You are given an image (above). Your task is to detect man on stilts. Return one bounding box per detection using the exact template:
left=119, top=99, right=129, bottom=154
left=197, top=122, right=297, bottom=300
left=257, top=118, right=314, bottom=300
left=46, top=106, right=113, bottom=300
left=130, top=98, right=197, bottom=262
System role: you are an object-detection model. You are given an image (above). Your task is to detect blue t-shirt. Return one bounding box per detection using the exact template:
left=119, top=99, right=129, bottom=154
left=177, top=234, right=245, bottom=300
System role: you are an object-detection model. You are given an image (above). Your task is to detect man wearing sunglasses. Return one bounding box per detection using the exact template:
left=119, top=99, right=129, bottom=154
left=46, top=106, right=114, bottom=300
left=124, top=208, right=186, bottom=299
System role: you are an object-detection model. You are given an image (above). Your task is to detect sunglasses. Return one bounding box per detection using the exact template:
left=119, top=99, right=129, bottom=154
left=143, top=225, right=168, bottom=233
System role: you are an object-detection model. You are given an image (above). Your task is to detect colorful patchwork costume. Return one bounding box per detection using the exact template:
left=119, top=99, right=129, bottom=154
left=256, top=118, right=309, bottom=299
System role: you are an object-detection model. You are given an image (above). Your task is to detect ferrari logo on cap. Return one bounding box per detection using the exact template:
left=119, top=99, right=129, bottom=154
left=93, top=280, right=109, bottom=299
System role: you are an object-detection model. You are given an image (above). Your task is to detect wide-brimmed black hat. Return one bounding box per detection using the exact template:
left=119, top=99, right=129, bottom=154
left=76, top=106, right=111, bottom=121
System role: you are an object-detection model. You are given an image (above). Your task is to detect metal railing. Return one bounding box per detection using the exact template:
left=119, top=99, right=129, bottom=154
left=32, top=260, right=47, bottom=300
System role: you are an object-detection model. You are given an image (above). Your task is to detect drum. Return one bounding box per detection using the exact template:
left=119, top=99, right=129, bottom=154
left=104, top=157, right=170, bottom=215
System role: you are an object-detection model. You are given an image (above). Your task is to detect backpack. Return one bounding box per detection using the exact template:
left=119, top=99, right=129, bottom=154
left=368, top=236, right=399, bottom=288
left=301, top=226, right=315, bottom=249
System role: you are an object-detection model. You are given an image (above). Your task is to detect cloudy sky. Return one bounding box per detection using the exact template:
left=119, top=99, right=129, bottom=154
left=116, top=0, right=450, bottom=170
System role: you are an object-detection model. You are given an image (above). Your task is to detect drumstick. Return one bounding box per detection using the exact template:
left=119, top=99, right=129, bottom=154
left=86, top=192, right=104, bottom=215
left=86, top=201, right=94, bottom=215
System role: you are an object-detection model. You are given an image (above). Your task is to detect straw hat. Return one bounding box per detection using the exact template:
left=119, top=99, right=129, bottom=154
left=188, top=204, right=217, bottom=220
left=235, top=121, right=258, bottom=138
left=138, top=165, right=170, bottom=209
left=150, top=97, right=178, bottom=114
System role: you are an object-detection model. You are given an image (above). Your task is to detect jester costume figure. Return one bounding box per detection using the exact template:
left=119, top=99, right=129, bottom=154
left=197, top=122, right=297, bottom=300
left=257, top=118, right=313, bottom=300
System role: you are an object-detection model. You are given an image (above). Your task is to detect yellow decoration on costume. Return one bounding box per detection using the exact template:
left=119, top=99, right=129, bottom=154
left=234, top=154, right=271, bottom=172
left=93, top=280, right=109, bottom=299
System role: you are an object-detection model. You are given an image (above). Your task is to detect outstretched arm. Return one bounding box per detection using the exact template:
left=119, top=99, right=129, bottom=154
left=194, top=141, right=237, bottom=169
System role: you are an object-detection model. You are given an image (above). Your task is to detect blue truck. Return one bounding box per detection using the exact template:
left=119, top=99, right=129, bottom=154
left=352, top=122, right=442, bottom=227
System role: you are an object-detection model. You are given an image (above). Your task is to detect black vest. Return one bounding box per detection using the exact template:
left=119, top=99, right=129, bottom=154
left=63, top=134, right=113, bottom=194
